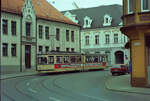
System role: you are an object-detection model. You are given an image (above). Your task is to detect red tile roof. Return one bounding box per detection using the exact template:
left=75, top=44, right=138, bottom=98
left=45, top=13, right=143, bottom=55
left=2, top=0, right=79, bottom=26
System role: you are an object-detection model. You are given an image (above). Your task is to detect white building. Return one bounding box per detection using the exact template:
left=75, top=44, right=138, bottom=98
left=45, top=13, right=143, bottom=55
left=1, top=0, right=80, bottom=73
left=63, top=5, right=130, bottom=66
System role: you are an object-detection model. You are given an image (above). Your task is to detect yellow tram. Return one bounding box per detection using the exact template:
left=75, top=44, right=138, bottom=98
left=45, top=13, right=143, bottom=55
left=37, top=51, right=107, bottom=73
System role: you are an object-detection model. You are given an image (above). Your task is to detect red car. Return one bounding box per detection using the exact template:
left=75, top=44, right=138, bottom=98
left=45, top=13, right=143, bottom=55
left=110, top=64, right=129, bottom=76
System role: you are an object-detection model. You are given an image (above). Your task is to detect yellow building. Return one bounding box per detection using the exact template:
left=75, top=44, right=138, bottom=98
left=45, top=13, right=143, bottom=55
left=121, top=0, right=150, bottom=87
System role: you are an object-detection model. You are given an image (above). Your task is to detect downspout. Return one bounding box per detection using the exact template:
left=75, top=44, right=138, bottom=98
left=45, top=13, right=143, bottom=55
left=35, top=18, right=37, bottom=71
left=79, top=26, right=81, bottom=53
left=20, top=15, right=22, bottom=72
left=0, top=12, right=2, bottom=72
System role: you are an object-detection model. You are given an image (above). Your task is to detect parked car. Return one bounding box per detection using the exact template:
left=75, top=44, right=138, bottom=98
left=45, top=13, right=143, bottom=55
left=110, top=64, right=129, bottom=76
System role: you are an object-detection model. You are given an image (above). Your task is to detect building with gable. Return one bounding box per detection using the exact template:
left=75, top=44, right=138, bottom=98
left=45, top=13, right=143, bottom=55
left=1, top=0, right=80, bottom=73
left=63, top=5, right=130, bottom=66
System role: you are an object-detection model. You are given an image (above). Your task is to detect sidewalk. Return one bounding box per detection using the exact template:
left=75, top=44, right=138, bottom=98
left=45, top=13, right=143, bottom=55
left=105, top=74, right=150, bottom=95
left=0, top=71, right=38, bottom=80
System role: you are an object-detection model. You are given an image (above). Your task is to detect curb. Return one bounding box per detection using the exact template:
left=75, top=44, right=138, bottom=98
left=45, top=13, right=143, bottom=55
left=0, top=72, right=39, bottom=80
left=105, top=76, right=150, bottom=95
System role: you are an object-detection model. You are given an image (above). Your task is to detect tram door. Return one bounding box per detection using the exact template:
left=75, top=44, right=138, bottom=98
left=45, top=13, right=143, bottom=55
left=25, top=45, right=31, bottom=68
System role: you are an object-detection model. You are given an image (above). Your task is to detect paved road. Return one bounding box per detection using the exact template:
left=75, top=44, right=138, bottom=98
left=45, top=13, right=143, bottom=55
left=1, top=71, right=150, bottom=101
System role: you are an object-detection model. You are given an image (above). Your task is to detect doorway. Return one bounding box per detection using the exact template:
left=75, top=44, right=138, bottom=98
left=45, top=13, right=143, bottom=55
left=146, top=36, right=150, bottom=85
left=25, top=45, right=31, bottom=69
left=115, top=51, right=124, bottom=64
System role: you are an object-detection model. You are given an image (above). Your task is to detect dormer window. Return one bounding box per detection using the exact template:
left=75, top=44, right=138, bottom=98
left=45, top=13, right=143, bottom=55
left=83, top=16, right=92, bottom=28
left=64, top=11, right=79, bottom=24
left=141, top=0, right=150, bottom=12
left=103, top=14, right=112, bottom=27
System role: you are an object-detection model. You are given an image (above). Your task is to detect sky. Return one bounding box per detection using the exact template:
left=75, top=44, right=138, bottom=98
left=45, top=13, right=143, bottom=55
left=47, top=0, right=122, bottom=11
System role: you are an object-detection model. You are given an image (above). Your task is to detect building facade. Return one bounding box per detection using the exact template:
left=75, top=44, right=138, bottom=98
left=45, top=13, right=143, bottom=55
left=1, top=0, right=80, bottom=73
left=63, top=5, right=130, bottom=66
left=121, top=0, right=150, bottom=87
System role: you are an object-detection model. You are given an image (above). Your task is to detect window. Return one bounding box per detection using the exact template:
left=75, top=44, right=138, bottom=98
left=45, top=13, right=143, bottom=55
left=45, top=26, right=49, bottom=39
left=105, top=34, right=110, bottom=44
left=11, top=21, right=16, bottom=35
left=45, top=46, right=49, bottom=53
left=85, top=36, right=89, bottom=45
left=114, top=34, right=118, bottom=43
left=71, top=31, right=74, bottom=42
left=11, top=44, right=16, bottom=56
left=66, top=30, right=69, bottom=41
left=56, top=28, right=60, bottom=41
left=48, top=56, right=54, bottom=64
left=2, top=19, right=8, bottom=34
left=39, top=46, right=43, bottom=53
left=71, top=48, right=74, bottom=52
left=128, top=0, right=133, bottom=13
left=39, top=25, right=43, bottom=39
left=3, top=43, right=8, bottom=56
left=66, top=48, right=69, bottom=52
left=56, top=47, right=60, bottom=52
left=141, top=0, right=149, bottom=11
left=124, top=36, right=126, bottom=43
left=86, top=20, right=88, bottom=26
left=26, top=22, right=31, bottom=36
left=95, top=35, right=99, bottom=45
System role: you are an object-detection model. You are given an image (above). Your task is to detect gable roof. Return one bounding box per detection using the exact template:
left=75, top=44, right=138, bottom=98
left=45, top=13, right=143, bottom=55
left=2, top=0, right=79, bottom=26
left=62, top=4, right=122, bottom=29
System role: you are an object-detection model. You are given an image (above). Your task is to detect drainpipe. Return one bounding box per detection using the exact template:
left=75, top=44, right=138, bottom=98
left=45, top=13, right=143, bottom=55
left=20, top=15, right=22, bottom=72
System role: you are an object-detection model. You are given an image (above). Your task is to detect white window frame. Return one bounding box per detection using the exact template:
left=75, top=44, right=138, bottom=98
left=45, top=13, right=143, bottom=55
left=128, top=0, right=133, bottom=14
left=141, top=0, right=149, bottom=12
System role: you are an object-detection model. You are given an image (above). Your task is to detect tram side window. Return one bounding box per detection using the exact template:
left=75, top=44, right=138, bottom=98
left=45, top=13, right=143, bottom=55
left=56, top=56, right=63, bottom=64
left=48, top=56, right=54, bottom=64
left=64, top=56, right=70, bottom=64
left=38, top=57, right=47, bottom=64
left=70, top=56, right=76, bottom=63
left=76, top=56, right=81, bottom=63
left=94, top=56, right=98, bottom=63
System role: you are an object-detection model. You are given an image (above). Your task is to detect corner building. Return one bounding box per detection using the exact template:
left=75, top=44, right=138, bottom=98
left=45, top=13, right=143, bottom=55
left=1, top=0, right=80, bottom=73
left=62, top=5, right=130, bottom=66
left=121, top=0, right=150, bottom=87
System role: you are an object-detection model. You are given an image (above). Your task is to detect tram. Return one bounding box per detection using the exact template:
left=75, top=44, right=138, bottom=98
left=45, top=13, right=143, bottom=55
left=37, top=51, right=107, bottom=73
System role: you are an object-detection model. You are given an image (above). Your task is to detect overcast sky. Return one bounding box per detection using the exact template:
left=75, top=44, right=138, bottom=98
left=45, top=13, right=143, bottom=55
left=47, top=0, right=122, bottom=11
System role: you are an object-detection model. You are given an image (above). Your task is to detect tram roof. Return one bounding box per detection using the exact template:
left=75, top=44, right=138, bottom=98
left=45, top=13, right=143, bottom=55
left=37, top=51, right=83, bottom=55
left=37, top=51, right=106, bottom=56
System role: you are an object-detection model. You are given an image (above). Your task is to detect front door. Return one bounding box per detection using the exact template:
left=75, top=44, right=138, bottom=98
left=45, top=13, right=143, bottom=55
left=25, top=45, right=31, bottom=69
left=146, top=36, right=150, bottom=85
left=148, top=45, right=150, bottom=85
left=115, top=51, right=124, bottom=64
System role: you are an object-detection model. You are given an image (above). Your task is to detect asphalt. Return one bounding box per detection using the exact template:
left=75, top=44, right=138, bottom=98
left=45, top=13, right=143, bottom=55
left=0, top=70, right=150, bottom=95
